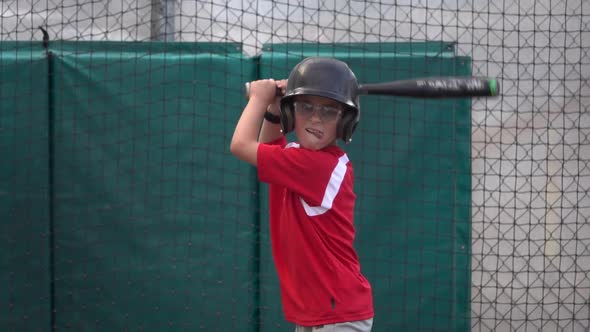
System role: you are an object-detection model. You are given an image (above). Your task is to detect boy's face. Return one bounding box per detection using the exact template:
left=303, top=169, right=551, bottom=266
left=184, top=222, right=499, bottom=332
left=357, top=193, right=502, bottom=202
left=292, top=95, right=342, bottom=150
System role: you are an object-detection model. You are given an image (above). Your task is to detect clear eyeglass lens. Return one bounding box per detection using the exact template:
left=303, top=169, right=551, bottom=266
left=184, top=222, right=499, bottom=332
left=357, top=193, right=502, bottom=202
left=294, top=102, right=341, bottom=122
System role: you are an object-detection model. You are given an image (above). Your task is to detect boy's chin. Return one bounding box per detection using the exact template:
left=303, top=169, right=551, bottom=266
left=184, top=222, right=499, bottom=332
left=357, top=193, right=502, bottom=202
left=299, top=138, right=335, bottom=150
left=301, top=143, right=322, bottom=150
left=296, top=130, right=337, bottom=150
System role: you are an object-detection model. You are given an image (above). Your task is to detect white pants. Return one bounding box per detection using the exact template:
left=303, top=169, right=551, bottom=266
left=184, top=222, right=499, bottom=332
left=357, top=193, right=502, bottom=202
left=294, top=318, right=373, bottom=332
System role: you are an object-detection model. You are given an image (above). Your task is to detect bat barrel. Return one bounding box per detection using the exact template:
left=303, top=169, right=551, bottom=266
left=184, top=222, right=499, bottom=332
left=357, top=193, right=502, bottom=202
left=359, top=77, right=500, bottom=98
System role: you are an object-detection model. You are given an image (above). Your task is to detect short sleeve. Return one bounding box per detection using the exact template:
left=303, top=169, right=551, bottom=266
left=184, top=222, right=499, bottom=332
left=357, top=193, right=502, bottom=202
left=257, top=142, right=341, bottom=206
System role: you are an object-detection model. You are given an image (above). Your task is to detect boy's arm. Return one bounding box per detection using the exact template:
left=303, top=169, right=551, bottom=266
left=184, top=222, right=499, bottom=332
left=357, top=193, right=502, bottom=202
left=259, top=79, right=286, bottom=144
left=258, top=102, right=283, bottom=144
left=230, top=79, right=284, bottom=166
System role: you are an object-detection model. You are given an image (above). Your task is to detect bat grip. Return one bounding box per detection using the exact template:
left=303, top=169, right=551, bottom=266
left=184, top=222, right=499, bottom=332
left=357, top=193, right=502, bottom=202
left=244, top=82, right=284, bottom=99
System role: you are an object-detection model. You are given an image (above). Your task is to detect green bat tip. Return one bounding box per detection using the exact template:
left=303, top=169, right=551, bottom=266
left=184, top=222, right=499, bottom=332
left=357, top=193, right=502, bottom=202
left=489, top=78, right=499, bottom=96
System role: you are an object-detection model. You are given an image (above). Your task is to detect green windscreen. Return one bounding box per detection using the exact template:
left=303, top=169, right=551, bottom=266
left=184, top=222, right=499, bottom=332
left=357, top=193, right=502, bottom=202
left=1, top=41, right=470, bottom=332
left=0, top=43, right=51, bottom=332
left=50, top=42, right=258, bottom=331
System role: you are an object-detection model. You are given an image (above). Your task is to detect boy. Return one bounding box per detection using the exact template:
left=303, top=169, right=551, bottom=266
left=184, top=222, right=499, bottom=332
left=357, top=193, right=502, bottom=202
left=230, top=57, right=374, bottom=331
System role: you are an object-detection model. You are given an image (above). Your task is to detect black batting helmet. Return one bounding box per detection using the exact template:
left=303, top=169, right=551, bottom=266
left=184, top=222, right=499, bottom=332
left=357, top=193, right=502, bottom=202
left=279, top=57, right=360, bottom=143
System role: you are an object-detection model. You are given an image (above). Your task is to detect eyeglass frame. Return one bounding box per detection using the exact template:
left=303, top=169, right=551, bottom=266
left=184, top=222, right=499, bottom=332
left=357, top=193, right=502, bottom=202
left=292, top=101, right=343, bottom=122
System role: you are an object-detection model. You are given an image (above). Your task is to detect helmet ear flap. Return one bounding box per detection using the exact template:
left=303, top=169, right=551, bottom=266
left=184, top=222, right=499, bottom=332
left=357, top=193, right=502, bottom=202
left=279, top=99, right=295, bottom=134
left=338, top=107, right=360, bottom=143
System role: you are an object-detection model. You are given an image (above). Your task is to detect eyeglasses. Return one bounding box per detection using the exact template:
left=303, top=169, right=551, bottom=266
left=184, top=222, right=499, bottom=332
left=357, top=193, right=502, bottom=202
left=293, top=101, right=342, bottom=122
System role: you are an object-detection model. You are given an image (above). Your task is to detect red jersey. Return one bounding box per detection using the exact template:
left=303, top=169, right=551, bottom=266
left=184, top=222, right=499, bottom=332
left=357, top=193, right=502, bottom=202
left=257, top=137, right=373, bottom=327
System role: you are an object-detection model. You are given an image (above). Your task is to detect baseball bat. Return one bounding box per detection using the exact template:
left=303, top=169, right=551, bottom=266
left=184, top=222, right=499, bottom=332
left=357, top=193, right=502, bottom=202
left=244, top=77, right=499, bottom=99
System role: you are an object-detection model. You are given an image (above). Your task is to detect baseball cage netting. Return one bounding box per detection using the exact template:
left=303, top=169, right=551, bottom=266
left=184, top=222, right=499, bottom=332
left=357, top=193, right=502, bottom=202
left=0, top=1, right=588, bottom=331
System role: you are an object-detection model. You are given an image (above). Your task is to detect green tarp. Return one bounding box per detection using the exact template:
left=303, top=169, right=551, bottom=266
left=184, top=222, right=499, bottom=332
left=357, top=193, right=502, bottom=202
left=0, top=43, right=52, bottom=332
left=1, top=41, right=470, bottom=331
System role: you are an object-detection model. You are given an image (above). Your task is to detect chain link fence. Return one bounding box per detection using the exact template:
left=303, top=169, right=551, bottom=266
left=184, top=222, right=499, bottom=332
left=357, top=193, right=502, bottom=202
left=1, top=0, right=588, bottom=330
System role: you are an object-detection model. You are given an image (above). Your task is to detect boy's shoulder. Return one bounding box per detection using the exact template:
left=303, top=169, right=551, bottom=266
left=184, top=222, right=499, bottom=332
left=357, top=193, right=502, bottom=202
left=293, top=143, right=351, bottom=168
left=287, top=141, right=345, bottom=156
left=263, top=139, right=351, bottom=167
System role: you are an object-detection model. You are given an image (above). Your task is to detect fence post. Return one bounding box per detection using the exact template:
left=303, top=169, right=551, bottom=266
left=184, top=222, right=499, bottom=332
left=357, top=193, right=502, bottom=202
left=150, top=0, right=175, bottom=41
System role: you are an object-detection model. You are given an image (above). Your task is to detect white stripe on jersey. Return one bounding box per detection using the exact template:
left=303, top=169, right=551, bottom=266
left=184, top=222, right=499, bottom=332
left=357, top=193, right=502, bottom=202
left=300, top=154, right=349, bottom=216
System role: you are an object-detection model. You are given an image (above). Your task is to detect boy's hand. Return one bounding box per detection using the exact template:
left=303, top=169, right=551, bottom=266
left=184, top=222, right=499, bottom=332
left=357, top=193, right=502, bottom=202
left=248, top=79, right=280, bottom=103
left=248, top=79, right=287, bottom=106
